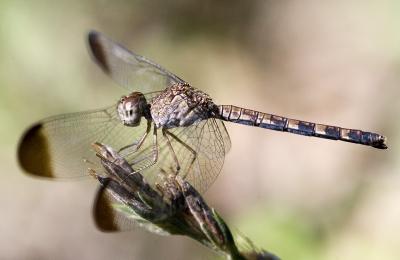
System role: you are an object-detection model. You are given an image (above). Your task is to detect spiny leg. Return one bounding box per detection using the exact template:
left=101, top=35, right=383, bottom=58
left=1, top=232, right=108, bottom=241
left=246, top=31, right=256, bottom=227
left=118, top=120, right=152, bottom=156
left=164, top=129, right=197, bottom=179
left=128, top=124, right=159, bottom=173
left=162, top=128, right=181, bottom=175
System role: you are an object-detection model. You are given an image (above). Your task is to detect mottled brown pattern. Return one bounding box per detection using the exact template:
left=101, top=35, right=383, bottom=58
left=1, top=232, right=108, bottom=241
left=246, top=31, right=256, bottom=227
left=228, top=106, right=241, bottom=121
left=287, top=119, right=315, bottom=136
left=241, top=109, right=258, bottom=125
left=255, top=112, right=265, bottom=126
left=150, top=83, right=215, bottom=128
left=217, top=105, right=387, bottom=149
left=270, top=115, right=287, bottom=130
left=315, top=124, right=340, bottom=139
left=219, top=105, right=230, bottom=119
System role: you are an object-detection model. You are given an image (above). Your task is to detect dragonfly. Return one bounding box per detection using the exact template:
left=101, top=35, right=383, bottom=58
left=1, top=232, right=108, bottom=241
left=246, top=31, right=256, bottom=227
left=18, top=31, right=387, bottom=193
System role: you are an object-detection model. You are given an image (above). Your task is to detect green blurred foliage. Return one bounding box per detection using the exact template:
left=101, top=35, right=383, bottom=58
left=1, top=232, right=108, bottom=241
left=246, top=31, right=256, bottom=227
left=1, top=0, right=400, bottom=259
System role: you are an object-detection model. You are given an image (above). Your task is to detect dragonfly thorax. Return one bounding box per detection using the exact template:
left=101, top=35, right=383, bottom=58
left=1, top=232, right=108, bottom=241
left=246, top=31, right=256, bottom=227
left=150, top=83, right=216, bottom=129
left=117, top=92, right=150, bottom=126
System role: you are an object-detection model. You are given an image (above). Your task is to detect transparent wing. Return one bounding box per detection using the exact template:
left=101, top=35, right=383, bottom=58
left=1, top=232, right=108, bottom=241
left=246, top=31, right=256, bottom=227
left=162, top=118, right=231, bottom=193
left=88, top=30, right=185, bottom=93
left=176, top=119, right=231, bottom=193
left=17, top=105, right=149, bottom=178
left=18, top=91, right=162, bottom=179
left=93, top=117, right=231, bottom=231
left=130, top=118, right=231, bottom=193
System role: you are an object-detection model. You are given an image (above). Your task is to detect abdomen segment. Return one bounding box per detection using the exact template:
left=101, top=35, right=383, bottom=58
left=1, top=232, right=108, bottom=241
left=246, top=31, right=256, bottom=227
left=217, top=105, right=387, bottom=149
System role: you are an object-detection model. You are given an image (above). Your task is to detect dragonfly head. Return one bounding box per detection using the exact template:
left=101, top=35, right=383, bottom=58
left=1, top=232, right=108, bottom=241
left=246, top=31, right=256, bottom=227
left=117, top=92, right=148, bottom=126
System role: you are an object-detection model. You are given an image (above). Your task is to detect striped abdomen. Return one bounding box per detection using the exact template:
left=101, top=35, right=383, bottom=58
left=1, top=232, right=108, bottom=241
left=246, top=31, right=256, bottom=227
left=217, top=105, right=387, bottom=149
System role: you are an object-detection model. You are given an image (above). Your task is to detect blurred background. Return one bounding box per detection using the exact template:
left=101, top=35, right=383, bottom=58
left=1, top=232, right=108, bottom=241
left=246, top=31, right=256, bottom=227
left=1, top=0, right=399, bottom=259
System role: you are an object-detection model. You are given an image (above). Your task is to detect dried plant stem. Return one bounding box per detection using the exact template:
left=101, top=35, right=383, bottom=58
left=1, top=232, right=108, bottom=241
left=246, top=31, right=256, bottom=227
left=90, top=142, right=279, bottom=260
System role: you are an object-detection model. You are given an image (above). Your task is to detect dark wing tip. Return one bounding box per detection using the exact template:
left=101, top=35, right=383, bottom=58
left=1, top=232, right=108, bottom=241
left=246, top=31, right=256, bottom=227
left=93, top=184, right=119, bottom=232
left=87, top=30, right=110, bottom=73
left=18, top=123, right=53, bottom=177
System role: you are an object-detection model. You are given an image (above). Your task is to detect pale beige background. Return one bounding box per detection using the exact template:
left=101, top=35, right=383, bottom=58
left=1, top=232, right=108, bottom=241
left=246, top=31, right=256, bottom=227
left=1, top=1, right=399, bottom=259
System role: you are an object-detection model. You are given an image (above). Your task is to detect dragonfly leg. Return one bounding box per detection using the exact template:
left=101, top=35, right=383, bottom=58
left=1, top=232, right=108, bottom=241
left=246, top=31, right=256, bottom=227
left=162, top=128, right=181, bottom=174
left=152, top=124, right=159, bottom=163
left=163, top=129, right=197, bottom=179
left=128, top=124, right=159, bottom=173
left=119, top=120, right=152, bottom=156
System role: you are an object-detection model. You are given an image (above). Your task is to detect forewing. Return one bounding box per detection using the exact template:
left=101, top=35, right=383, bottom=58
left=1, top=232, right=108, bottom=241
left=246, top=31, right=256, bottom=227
left=18, top=105, right=149, bottom=178
left=88, top=31, right=185, bottom=93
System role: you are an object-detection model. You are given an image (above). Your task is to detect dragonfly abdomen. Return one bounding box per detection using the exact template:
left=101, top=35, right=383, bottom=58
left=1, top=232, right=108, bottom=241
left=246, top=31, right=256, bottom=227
left=217, top=105, right=387, bottom=149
